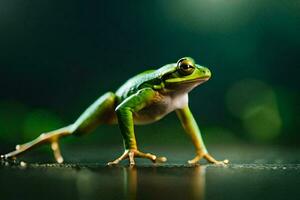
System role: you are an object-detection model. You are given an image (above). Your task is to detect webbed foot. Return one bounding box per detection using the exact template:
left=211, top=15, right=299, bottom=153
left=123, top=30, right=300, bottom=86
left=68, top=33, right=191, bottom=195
left=107, top=149, right=167, bottom=166
left=188, top=152, right=229, bottom=166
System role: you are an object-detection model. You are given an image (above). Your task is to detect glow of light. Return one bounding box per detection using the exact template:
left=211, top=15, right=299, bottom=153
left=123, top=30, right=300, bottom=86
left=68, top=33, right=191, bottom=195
left=160, top=0, right=252, bottom=33
left=226, top=79, right=282, bottom=142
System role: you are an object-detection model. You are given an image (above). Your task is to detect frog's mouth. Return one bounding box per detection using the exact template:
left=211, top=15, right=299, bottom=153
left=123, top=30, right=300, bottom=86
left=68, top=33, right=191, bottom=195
left=184, top=77, right=210, bottom=83
left=165, top=76, right=210, bottom=85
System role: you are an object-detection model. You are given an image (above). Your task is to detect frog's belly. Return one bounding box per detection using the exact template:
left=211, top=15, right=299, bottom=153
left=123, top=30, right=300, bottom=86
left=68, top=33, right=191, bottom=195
left=133, top=93, right=188, bottom=125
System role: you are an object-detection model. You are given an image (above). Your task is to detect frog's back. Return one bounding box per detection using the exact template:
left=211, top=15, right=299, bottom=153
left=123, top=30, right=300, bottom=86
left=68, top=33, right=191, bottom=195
left=115, top=64, right=177, bottom=101
left=115, top=69, right=156, bottom=100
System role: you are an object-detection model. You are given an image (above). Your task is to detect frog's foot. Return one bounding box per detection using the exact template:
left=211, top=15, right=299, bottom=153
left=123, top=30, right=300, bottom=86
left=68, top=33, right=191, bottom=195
left=188, top=152, right=229, bottom=166
left=1, top=126, right=72, bottom=163
left=107, top=149, right=167, bottom=166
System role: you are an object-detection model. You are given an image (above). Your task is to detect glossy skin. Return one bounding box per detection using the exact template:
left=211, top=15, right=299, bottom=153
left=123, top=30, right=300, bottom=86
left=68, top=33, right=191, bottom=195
left=2, top=57, right=228, bottom=166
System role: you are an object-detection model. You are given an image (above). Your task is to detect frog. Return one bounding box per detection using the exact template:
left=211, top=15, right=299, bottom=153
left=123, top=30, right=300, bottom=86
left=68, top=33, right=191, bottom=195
left=2, top=57, right=228, bottom=166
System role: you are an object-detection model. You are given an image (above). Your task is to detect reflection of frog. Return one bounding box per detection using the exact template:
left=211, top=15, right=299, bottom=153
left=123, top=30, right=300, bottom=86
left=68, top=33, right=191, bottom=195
left=3, top=57, right=228, bottom=166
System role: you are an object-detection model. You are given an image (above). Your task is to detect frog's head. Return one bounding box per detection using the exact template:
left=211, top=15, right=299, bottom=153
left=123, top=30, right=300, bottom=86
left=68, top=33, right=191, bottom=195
left=161, top=57, right=211, bottom=92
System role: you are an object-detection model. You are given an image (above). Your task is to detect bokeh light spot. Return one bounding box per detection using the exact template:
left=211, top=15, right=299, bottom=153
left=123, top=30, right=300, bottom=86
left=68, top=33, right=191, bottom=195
left=226, top=79, right=282, bottom=142
left=243, top=106, right=281, bottom=141
left=161, top=0, right=252, bottom=33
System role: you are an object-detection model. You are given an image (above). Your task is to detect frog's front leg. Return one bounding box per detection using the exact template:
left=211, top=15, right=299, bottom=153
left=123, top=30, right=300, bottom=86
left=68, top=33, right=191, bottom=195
left=176, top=105, right=229, bottom=165
left=107, top=88, right=167, bottom=166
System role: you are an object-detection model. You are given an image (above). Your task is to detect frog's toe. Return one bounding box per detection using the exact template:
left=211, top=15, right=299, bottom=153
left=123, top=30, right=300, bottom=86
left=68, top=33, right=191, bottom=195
left=217, top=159, right=229, bottom=166
left=107, top=151, right=129, bottom=166
left=188, top=155, right=202, bottom=165
left=128, top=151, right=135, bottom=166
left=135, top=151, right=167, bottom=163
left=107, top=161, right=119, bottom=166
left=154, top=156, right=167, bottom=163
left=204, top=154, right=229, bottom=166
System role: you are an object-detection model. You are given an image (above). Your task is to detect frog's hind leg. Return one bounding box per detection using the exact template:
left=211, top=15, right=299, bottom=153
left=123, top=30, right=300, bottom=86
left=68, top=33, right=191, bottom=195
left=1, top=92, right=117, bottom=163
left=2, top=125, right=74, bottom=163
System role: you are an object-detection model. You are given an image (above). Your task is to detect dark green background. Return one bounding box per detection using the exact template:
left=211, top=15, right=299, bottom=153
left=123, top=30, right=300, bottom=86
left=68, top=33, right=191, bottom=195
left=0, top=0, right=299, bottom=151
left=1, top=1, right=300, bottom=200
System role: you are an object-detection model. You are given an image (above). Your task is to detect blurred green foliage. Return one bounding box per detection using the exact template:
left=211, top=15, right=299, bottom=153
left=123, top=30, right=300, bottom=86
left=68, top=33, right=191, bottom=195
left=0, top=0, right=299, bottom=148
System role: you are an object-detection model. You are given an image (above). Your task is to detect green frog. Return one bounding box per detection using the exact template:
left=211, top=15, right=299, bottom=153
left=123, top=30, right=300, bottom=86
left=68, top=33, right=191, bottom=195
left=2, top=57, right=228, bottom=166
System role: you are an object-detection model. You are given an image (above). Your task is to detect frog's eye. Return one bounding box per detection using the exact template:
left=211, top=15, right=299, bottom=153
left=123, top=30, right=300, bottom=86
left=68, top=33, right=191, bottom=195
left=177, top=58, right=195, bottom=76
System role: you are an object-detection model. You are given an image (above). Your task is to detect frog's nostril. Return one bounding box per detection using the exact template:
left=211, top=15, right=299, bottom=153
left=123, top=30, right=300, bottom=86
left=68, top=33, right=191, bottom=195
left=204, top=68, right=211, bottom=76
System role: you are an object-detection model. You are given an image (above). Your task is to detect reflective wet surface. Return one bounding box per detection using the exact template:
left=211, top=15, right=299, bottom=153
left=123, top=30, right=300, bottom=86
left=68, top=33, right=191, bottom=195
left=0, top=146, right=299, bottom=200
